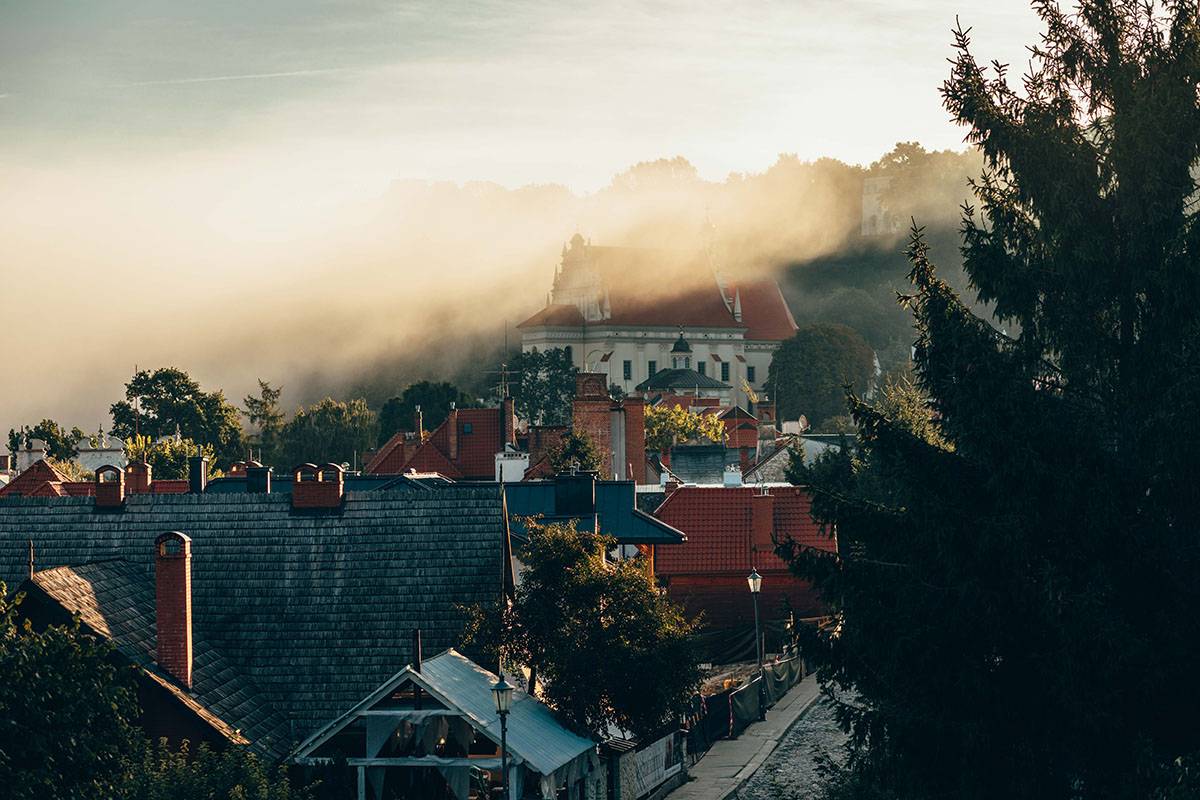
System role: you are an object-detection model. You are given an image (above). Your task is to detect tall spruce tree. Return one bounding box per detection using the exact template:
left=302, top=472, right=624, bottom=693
left=781, top=4, right=1200, bottom=798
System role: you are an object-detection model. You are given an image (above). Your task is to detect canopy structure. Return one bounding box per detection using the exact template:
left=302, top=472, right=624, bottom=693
left=292, top=649, right=599, bottom=800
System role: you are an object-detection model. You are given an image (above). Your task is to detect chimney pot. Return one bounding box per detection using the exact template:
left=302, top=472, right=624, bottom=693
left=155, top=531, right=193, bottom=688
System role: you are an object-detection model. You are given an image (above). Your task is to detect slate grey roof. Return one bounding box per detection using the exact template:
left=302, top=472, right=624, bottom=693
left=0, top=487, right=508, bottom=757
left=27, top=560, right=290, bottom=760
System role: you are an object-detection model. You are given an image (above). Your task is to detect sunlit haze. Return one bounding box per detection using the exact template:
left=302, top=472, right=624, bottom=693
left=0, top=1, right=1040, bottom=431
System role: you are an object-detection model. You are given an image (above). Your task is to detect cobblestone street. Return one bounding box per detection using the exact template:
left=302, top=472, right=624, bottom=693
left=733, top=698, right=848, bottom=800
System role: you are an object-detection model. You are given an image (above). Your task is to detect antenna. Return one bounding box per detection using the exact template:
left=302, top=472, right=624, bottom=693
left=28, top=539, right=34, bottom=580
left=133, top=363, right=141, bottom=441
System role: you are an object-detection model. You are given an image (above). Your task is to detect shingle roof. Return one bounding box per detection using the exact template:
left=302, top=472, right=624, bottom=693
left=27, top=561, right=289, bottom=760
left=0, top=459, right=66, bottom=498
left=653, top=486, right=833, bottom=575
left=0, top=487, right=508, bottom=755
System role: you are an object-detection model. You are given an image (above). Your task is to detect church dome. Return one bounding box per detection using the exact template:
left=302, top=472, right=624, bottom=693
left=671, top=331, right=692, bottom=354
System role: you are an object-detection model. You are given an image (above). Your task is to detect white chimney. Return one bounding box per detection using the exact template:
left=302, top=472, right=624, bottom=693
left=723, top=464, right=743, bottom=487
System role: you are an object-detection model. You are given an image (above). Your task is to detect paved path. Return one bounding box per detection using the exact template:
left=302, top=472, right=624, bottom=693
left=667, top=673, right=822, bottom=800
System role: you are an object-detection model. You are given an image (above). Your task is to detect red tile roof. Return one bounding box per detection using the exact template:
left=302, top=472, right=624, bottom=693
left=516, top=246, right=797, bottom=341
left=364, top=407, right=507, bottom=480
left=516, top=304, right=586, bottom=328
left=653, top=486, right=833, bottom=576
left=0, top=460, right=67, bottom=498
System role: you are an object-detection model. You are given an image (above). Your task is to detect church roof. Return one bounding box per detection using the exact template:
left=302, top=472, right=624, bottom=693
left=635, top=368, right=730, bottom=392
left=516, top=245, right=797, bottom=341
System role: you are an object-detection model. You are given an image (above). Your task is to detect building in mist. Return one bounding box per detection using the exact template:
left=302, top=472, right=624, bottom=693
left=517, top=234, right=797, bottom=408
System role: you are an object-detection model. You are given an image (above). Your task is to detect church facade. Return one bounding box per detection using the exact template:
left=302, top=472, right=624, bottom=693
left=517, top=234, right=798, bottom=409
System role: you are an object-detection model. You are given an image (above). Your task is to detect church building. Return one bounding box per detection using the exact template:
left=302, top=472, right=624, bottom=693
left=517, top=234, right=798, bottom=409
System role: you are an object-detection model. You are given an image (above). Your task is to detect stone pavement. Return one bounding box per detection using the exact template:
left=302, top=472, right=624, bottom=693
left=667, top=673, right=822, bottom=800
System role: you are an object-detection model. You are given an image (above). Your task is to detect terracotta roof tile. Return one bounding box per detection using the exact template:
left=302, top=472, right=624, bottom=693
left=653, top=486, right=833, bottom=576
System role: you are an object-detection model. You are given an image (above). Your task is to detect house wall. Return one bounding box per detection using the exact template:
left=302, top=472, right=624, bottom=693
left=663, top=572, right=823, bottom=630
left=521, top=326, right=775, bottom=409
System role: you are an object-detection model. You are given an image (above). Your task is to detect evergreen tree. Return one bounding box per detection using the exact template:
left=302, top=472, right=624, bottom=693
left=782, top=4, right=1200, bottom=798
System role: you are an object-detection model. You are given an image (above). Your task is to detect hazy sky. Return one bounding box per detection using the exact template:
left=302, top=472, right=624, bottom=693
left=0, top=1, right=1042, bottom=433
left=2, top=1, right=1040, bottom=192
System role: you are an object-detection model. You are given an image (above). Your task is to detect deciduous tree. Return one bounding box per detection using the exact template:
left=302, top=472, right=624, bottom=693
left=644, top=403, right=727, bottom=455
left=110, top=368, right=245, bottom=468
left=511, top=348, right=577, bottom=425
left=463, top=521, right=700, bottom=739
left=766, top=324, right=875, bottom=429
left=277, top=398, right=378, bottom=468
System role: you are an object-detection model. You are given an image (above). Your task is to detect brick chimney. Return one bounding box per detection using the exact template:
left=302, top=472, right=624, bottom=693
left=750, top=490, right=775, bottom=561
left=291, top=463, right=344, bottom=509
left=446, top=405, right=459, bottom=460
left=95, top=465, right=125, bottom=508
left=502, top=396, right=516, bottom=447
left=154, top=531, right=193, bottom=688
left=126, top=460, right=152, bottom=494
left=622, top=396, right=646, bottom=483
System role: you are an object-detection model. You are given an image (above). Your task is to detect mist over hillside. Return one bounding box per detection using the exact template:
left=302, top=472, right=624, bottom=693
left=0, top=143, right=981, bottom=432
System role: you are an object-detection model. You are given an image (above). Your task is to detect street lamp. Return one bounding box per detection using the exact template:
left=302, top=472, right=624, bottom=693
left=492, top=673, right=514, bottom=798
left=747, top=568, right=765, bottom=721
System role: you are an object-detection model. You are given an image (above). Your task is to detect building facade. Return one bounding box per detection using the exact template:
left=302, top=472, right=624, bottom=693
left=517, top=235, right=798, bottom=409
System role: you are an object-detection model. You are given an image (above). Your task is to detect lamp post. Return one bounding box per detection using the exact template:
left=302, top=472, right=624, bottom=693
left=492, top=673, right=513, bottom=798
left=747, top=568, right=765, bottom=721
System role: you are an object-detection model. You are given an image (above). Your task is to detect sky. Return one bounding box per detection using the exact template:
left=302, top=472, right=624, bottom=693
left=0, top=0, right=1042, bottom=434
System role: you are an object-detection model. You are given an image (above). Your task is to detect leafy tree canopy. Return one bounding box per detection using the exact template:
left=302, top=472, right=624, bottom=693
left=463, top=521, right=700, bottom=740
left=644, top=403, right=727, bottom=454
left=7, top=419, right=85, bottom=461
left=766, top=324, right=875, bottom=428
left=125, top=434, right=219, bottom=481
left=547, top=430, right=602, bottom=473
left=783, top=4, right=1200, bottom=798
left=0, top=585, right=142, bottom=800
left=110, top=368, right=245, bottom=469
left=277, top=398, right=378, bottom=469
left=510, top=348, right=577, bottom=426
left=377, top=381, right=474, bottom=446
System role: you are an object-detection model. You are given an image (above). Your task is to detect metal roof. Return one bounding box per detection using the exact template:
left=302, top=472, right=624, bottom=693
left=295, top=649, right=596, bottom=778
left=420, top=650, right=596, bottom=777
left=635, top=367, right=730, bottom=392
left=503, top=481, right=685, bottom=544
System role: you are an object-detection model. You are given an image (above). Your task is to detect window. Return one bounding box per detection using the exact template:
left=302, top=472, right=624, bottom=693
left=462, top=422, right=473, bottom=435
left=721, top=361, right=730, bottom=382
left=747, top=365, right=757, bottom=383
left=563, top=345, right=572, bottom=362
left=697, top=361, right=707, bottom=376
left=648, top=360, right=657, bottom=376
left=623, top=360, right=632, bottom=380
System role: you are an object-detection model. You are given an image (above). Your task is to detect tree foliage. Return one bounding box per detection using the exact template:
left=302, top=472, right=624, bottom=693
left=277, top=398, right=378, bottom=468
left=242, top=380, right=285, bottom=465
left=644, top=403, right=727, bottom=454
left=110, top=368, right=245, bottom=469
left=0, top=585, right=142, bottom=800
left=7, top=419, right=85, bottom=461
left=783, top=4, right=1200, bottom=798
left=547, top=430, right=602, bottom=473
left=463, top=520, right=700, bottom=739
left=766, top=324, right=875, bottom=429
left=121, top=739, right=306, bottom=800
left=125, top=434, right=218, bottom=481
left=511, top=348, right=577, bottom=425
left=377, top=381, right=474, bottom=446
